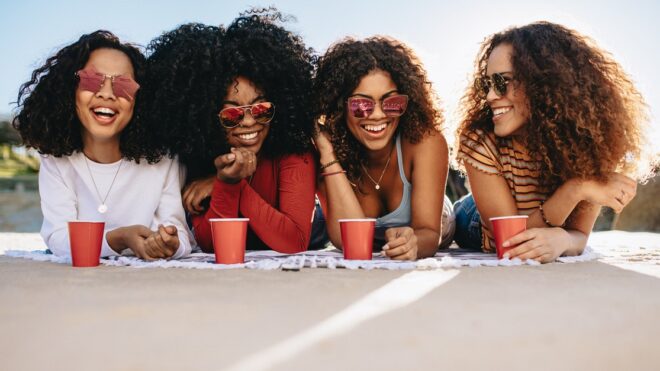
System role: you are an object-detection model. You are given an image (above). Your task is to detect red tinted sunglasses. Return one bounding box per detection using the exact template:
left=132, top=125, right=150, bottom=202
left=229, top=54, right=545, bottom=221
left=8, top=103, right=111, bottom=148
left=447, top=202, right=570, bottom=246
left=218, top=102, right=275, bottom=129
left=76, top=68, right=140, bottom=101
left=347, top=94, right=409, bottom=119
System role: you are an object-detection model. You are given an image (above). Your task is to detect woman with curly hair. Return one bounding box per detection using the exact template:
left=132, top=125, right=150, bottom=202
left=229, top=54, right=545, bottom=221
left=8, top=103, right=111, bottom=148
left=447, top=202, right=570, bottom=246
left=313, top=37, right=454, bottom=260
left=12, top=31, right=194, bottom=260
left=145, top=11, right=316, bottom=253
left=454, top=21, right=650, bottom=263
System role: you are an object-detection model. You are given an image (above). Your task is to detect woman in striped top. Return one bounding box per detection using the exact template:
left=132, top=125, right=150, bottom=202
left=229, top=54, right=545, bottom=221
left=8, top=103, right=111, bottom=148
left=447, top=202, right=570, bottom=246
left=454, top=22, right=650, bottom=262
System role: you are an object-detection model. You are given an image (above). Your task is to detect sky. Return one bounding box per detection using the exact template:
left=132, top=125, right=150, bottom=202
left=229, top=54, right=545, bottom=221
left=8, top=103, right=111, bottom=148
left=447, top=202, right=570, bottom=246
left=1, top=0, right=658, bottom=140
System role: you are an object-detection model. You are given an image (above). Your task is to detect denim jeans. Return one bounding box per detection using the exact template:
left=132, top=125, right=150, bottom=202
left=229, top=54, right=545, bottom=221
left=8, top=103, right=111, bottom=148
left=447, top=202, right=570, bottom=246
left=453, top=194, right=483, bottom=250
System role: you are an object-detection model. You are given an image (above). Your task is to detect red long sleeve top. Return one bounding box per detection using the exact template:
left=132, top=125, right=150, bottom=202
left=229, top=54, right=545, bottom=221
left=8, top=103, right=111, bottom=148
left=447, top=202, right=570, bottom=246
left=193, top=153, right=316, bottom=253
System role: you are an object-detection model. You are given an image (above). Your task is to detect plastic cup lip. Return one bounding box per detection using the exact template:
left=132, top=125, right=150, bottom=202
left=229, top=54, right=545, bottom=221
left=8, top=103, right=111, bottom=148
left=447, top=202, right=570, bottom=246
left=338, top=218, right=377, bottom=223
left=209, top=218, right=250, bottom=222
left=68, top=220, right=105, bottom=224
left=489, top=215, right=529, bottom=222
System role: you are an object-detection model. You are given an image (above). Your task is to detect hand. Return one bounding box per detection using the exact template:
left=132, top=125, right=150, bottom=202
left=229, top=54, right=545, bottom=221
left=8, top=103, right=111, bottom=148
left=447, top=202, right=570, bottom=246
left=143, top=225, right=180, bottom=259
left=110, top=225, right=156, bottom=261
left=182, top=176, right=214, bottom=214
left=214, top=147, right=257, bottom=184
left=576, top=173, right=637, bottom=213
left=312, top=121, right=335, bottom=159
left=382, top=227, right=418, bottom=260
left=501, top=227, right=570, bottom=263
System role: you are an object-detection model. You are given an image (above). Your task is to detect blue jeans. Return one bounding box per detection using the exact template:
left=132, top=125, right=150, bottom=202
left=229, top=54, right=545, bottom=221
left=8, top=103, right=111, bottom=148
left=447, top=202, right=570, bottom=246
left=309, top=198, right=330, bottom=250
left=453, top=194, right=483, bottom=250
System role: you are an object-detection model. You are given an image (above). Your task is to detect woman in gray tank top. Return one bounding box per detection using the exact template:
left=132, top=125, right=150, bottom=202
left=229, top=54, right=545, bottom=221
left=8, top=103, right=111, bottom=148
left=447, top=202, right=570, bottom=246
left=312, top=37, right=455, bottom=260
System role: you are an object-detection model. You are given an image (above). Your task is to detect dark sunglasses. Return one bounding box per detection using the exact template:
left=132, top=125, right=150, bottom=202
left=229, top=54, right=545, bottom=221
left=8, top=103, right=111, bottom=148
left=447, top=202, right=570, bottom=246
left=218, top=102, right=275, bottom=129
left=346, top=94, right=409, bottom=119
left=75, top=68, right=140, bottom=101
left=475, top=72, right=512, bottom=98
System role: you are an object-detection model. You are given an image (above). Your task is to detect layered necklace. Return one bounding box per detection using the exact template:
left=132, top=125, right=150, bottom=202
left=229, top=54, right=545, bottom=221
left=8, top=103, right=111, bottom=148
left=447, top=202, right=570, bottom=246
left=84, top=155, right=123, bottom=214
left=361, top=143, right=395, bottom=191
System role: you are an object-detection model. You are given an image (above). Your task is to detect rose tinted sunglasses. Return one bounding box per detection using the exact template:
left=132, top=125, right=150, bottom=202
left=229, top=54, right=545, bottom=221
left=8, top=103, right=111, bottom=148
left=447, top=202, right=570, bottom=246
left=474, top=72, right=512, bottom=98
left=75, top=68, right=140, bottom=101
left=218, top=102, right=275, bottom=129
left=347, top=95, right=409, bottom=119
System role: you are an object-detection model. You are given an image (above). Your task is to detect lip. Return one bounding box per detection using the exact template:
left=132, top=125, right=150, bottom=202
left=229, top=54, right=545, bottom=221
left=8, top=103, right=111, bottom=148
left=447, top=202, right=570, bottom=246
left=360, top=121, right=391, bottom=139
left=90, top=106, right=118, bottom=125
left=233, top=129, right=262, bottom=146
left=491, top=106, right=512, bottom=123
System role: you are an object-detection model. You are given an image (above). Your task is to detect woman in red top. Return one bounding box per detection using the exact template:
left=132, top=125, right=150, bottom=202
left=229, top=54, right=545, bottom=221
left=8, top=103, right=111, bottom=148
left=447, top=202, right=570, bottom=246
left=144, top=10, right=316, bottom=253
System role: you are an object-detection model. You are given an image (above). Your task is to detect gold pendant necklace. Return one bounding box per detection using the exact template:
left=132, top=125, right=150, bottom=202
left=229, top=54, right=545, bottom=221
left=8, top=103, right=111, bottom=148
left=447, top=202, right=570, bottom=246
left=84, top=155, right=123, bottom=214
left=361, top=144, right=394, bottom=191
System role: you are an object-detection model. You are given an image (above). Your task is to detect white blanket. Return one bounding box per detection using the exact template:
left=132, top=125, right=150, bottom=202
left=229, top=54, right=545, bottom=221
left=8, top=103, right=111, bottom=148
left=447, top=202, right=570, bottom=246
left=4, top=247, right=600, bottom=270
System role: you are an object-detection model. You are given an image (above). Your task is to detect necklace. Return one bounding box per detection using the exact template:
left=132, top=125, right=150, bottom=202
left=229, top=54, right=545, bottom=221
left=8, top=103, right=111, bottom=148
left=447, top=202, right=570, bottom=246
left=84, top=155, right=123, bottom=214
left=361, top=144, right=395, bottom=191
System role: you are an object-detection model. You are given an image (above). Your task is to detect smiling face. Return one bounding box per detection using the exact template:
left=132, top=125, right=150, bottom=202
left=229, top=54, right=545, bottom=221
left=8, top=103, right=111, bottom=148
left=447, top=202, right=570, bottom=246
left=222, top=76, right=271, bottom=155
left=75, top=48, right=136, bottom=148
left=345, top=69, right=402, bottom=152
left=486, top=43, right=530, bottom=137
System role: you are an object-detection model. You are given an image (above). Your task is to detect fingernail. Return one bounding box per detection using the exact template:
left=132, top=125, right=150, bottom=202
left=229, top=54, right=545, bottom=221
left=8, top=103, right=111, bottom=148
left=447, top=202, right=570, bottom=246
left=227, top=154, right=235, bottom=160
left=382, top=244, right=389, bottom=251
left=502, top=241, right=510, bottom=248
left=503, top=253, right=510, bottom=259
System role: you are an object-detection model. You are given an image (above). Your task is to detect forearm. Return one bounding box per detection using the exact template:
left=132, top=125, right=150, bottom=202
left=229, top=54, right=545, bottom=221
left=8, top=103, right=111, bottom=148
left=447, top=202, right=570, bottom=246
left=526, top=180, right=583, bottom=229
left=562, top=229, right=589, bottom=256
left=414, top=228, right=441, bottom=258
left=319, top=155, right=365, bottom=248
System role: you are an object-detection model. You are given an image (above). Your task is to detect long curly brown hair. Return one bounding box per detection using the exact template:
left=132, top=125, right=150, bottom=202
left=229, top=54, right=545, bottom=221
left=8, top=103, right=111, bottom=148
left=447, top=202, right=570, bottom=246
left=314, top=36, right=443, bottom=186
left=457, top=21, right=651, bottom=192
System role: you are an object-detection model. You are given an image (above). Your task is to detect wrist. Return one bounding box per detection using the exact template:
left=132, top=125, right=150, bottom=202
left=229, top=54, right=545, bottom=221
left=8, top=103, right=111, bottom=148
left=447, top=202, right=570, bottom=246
left=319, top=152, right=337, bottom=164
left=563, top=179, right=585, bottom=204
left=106, top=228, right=127, bottom=253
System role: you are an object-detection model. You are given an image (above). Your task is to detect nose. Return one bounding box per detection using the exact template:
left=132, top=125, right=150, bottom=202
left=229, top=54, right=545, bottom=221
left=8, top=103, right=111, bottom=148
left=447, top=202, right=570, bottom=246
left=95, top=75, right=117, bottom=100
left=485, top=81, right=499, bottom=104
left=369, top=100, right=387, bottom=120
left=239, top=108, right=257, bottom=127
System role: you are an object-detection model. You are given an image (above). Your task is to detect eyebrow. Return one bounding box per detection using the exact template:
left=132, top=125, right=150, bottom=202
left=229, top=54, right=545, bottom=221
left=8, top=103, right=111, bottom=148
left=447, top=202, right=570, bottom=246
left=349, top=89, right=399, bottom=100
left=223, top=95, right=266, bottom=106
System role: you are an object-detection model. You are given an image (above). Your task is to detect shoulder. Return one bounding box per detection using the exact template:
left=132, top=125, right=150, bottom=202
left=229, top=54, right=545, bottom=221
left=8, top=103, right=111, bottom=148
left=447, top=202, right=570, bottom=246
left=402, top=129, right=449, bottom=158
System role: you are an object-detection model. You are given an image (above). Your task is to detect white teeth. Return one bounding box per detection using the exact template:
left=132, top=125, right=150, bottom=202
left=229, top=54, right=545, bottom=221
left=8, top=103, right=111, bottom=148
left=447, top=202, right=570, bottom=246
left=363, top=124, right=387, bottom=132
left=492, top=107, right=512, bottom=116
left=93, top=107, right=116, bottom=115
left=238, top=132, right=258, bottom=140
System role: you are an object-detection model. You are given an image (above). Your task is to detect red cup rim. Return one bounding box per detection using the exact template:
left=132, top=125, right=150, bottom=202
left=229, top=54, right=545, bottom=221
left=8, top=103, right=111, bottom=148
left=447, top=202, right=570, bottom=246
left=68, top=220, right=105, bottom=224
left=338, top=218, right=377, bottom=223
left=489, top=215, right=529, bottom=222
left=209, top=218, right=250, bottom=222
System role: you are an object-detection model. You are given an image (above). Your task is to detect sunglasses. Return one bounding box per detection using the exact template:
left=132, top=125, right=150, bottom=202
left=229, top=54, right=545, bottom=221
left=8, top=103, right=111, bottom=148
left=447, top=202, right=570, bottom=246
left=346, top=95, right=409, bottom=119
left=474, top=72, right=512, bottom=98
left=75, top=68, right=140, bottom=101
left=218, top=102, right=275, bottom=129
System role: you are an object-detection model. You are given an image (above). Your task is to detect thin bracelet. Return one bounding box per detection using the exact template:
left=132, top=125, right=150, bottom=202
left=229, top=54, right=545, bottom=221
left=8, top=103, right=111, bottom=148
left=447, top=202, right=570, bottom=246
left=320, top=170, right=346, bottom=177
left=539, top=201, right=565, bottom=228
left=320, top=159, right=340, bottom=170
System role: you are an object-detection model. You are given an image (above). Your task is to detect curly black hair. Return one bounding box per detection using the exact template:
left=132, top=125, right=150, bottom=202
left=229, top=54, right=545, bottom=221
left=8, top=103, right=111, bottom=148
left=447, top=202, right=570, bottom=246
left=12, top=30, right=160, bottom=162
left=145, top=9, right=316, bottom=181
left=457, top=21, right=651, bottom=191
left=313, top=36, right=443, bottom=185
left=143, top=23, right=226, bottom=180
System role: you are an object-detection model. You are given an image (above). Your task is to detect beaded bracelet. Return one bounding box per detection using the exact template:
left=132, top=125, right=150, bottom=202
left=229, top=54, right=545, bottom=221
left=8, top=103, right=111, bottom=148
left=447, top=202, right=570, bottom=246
left=538, top=201, right=565, bottom=228
left=321, top=170, right=346, bottom=177
left=320, top=159, right=340, bottom=170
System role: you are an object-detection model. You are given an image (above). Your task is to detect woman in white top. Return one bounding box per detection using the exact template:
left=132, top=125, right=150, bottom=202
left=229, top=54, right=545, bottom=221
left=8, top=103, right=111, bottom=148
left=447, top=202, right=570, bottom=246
left=13, top=30, right=193, bottom=260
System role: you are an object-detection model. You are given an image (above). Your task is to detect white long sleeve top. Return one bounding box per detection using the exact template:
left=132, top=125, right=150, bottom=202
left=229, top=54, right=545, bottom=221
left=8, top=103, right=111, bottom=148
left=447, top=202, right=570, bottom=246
left=39, top=152, right=194, bottom=258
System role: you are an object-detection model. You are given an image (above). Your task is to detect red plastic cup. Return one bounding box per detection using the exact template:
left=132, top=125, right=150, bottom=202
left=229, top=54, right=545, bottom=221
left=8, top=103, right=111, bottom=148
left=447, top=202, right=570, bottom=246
left=210, top=218, right=249, bottom=264
left=489, top=215, right=529, bottom=259
left=339, top=218, right=376, bottom=260
left=68, top=221, right=105, bottom=267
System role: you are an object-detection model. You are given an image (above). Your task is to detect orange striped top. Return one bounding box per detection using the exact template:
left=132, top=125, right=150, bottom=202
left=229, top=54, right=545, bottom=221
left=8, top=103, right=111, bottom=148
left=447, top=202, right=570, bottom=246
left=457, top=129, right=545, bottom=252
